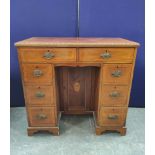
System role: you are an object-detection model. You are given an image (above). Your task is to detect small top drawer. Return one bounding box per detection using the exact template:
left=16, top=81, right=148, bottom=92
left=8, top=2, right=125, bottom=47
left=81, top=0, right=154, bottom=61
left=102, top=64, right=132, bottom=85
left=22, top=64, right=53, bottom=84
left=79, top=48, right=135, bottom=63
left=19, top=48, right=76, bottom=63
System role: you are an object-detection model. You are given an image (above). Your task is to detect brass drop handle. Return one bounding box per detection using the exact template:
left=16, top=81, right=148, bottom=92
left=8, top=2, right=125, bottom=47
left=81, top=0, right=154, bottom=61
left=35, top=92, right=45, bottom=98
left=33, top=69, right=43, bottom=77
left=107, top=115, right=118, bottom=120
left=43, top=51, right=55, bottom=59
left=109, top=91, right=120, bottom=98
left=36, top=114, right=47, bottom=120
left=100, top=51, right=111, bottom=59
left=111, top=70, right=122, bottom=77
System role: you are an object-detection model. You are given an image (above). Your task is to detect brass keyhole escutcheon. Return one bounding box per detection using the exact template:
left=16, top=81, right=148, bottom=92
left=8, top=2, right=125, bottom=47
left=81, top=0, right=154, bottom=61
left=73, top=82, right=80, bottom=92
left=43, top=51, right=55, bottom=59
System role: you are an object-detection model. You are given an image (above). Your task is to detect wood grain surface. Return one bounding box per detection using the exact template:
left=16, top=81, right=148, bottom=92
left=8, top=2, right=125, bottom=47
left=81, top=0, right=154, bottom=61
left=16, top=37, right=139, bottom=136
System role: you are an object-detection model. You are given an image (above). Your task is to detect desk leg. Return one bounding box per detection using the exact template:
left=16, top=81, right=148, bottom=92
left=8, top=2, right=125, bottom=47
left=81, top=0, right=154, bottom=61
left=93, top=112, right=126, bottom=136
left=27, top=127, right=60, bottom=136
left=95, top=126, right=127, bottom=136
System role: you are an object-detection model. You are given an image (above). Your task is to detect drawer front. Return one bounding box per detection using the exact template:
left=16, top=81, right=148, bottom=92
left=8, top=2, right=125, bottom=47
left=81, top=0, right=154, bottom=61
left=19, top=48, right=76, bottom=63
left=22, top=64, right=53, bottom=84
left=101, top=85, right=129, bottom=106
left=28, top=107, right=56, bottom=127
left=79, top=48, right=134, bottom=63
left=99, top=107, right=127, bottom=126
left=102, top=64, right=132, bottom=84
left=25, top=85, right=55, bottom=106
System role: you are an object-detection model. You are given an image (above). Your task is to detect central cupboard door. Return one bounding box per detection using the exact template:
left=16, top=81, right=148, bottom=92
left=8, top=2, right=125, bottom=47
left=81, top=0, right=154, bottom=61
left=56, top=66, right=99, bottom=113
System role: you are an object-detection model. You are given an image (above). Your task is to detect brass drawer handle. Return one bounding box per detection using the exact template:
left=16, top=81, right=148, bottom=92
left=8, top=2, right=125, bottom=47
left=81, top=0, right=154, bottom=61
left=36, top=114, right=47, bottom=120
left=111, top=70, right=122, bottom=77
left=33, top=69, right=43, bottom=77
left=43, top=51, right=55, bottom=59
left=109, top=91, right=120, bottom=98
left=35, top=92, right=45, bottom=98
left=107, top=115, right=118, bottom=120
left=100, top=51, right=111, bottom=59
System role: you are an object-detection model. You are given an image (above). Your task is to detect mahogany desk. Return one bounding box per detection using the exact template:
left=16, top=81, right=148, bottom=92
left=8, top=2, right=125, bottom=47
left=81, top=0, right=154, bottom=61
left=15, top=37, right=139, bottom=136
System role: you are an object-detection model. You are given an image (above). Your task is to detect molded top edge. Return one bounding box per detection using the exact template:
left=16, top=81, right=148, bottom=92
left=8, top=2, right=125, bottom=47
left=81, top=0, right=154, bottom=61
left=15, top=37, right=140, bottom=47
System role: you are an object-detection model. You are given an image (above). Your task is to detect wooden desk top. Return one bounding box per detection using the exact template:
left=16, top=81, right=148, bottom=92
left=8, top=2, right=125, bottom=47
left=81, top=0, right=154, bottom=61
left=15, top=37, right=140, bottom=47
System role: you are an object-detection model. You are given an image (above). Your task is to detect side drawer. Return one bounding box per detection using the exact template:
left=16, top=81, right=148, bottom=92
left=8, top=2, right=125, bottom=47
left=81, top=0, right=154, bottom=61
left=19, top=48, right=77, bottom=63
left=98, top=107, right=127, bottom=126
left=101, top=85, right=129, bottom=106
left=102, top=64, right=132, bottom=85
left=28, top=107, right=57, bottom=127
left=79, top=48, right=134, bottom=63
left=25, top=85, right=55, bottom=106
left=22, top=64, right=53, bottom=84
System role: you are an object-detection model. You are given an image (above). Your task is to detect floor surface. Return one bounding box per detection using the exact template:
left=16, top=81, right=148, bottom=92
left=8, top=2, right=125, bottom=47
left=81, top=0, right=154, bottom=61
left=10, top=107, right=145, bottom=155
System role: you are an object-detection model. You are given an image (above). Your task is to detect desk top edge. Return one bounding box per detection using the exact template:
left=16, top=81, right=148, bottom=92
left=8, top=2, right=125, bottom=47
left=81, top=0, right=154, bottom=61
left=15, top=37, right=140, bottom=48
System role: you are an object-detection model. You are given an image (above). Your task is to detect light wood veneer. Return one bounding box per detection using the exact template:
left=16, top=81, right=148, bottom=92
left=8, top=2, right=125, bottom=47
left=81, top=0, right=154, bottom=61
left=15, top=37, right=139, bottom=136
